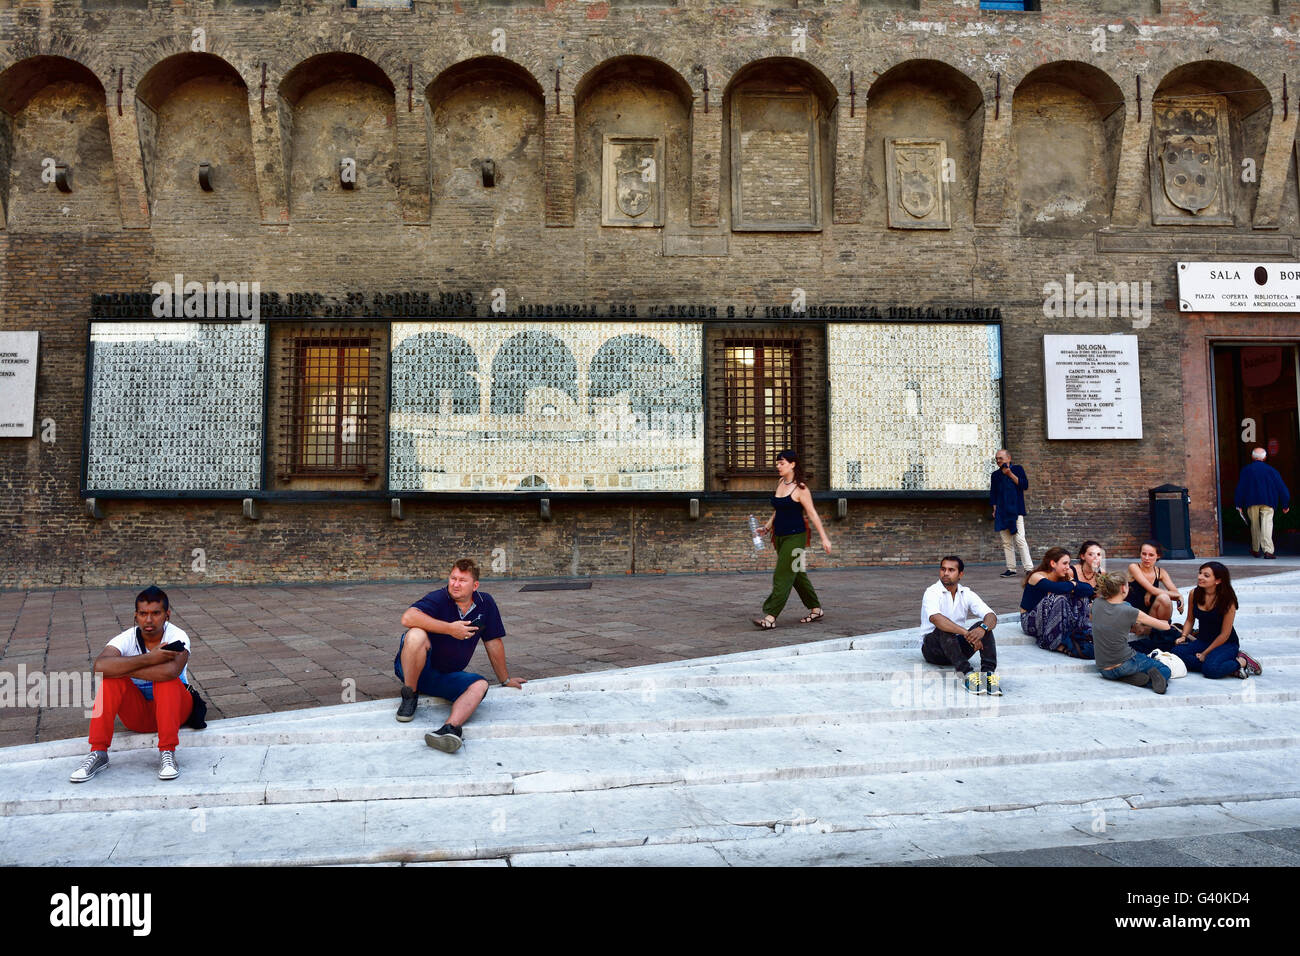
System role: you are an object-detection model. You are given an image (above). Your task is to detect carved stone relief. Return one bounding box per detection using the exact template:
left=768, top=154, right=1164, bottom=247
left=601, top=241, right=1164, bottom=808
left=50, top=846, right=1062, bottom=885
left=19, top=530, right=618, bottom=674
left=885, top=138, right=951, bottom=230
left=602, top=135, right=663, bottom=227
left=1149, top=95, right=1233, bottom=225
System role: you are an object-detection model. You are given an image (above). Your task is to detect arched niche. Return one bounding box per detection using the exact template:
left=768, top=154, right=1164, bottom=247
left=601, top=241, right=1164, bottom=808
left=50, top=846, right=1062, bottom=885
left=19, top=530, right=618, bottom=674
left=135, top=53, right=258, bottom=227
left=0, top=56, right=120, bottom=231
left=279, top=53, right=399, bottom=222
left=865, top=60, right=983, bottom=231
left=723, top=58, right=836, bottom=232
left=574, top=56, right=693, bottom=230
left=1149, top=61, right=1271, bottom=227
left=1012, top=61, right=1124, bottom=237
left=426, top=57, right=544, bottom=236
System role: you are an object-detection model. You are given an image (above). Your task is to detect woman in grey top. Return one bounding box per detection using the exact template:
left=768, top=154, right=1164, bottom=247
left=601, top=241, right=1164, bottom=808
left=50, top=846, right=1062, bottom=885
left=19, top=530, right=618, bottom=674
left=1091, top=571, right=1178, bottom=694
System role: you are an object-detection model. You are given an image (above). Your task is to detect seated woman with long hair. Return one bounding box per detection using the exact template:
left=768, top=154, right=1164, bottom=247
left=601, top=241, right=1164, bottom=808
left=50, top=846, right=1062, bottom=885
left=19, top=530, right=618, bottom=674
left=1172, top=562, right=1263, bottom=680
left=1020, top=547, right=1096, bottom=658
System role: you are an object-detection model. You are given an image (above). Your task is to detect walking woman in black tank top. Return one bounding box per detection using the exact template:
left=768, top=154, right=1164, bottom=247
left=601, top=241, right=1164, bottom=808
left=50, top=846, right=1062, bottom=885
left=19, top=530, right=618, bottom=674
left=754, top=450, right=833, bottom=629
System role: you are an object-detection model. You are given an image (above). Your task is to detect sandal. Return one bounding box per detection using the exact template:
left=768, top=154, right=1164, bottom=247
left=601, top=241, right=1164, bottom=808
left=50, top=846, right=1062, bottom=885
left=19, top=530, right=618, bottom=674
left=800, top=610, right=825, bottom=624
left=753, top=615, right=777, bottom=630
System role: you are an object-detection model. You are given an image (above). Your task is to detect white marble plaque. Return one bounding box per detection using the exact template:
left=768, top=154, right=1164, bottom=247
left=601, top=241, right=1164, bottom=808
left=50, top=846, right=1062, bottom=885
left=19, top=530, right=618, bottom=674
left=0, top=332, right=39, bottom=438
left=1178, top=261, right=1300, bottom=312
left=1044, top=335, right=1142, bottom=439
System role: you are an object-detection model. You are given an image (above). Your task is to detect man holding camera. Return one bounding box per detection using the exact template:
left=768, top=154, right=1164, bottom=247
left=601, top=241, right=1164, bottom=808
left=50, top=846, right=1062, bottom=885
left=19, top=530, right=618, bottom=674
left=70, top=585, right=193, bottom=783
left=394, top=557, right=526, bottom=752
left=991, top=448, right=1032, bottom=578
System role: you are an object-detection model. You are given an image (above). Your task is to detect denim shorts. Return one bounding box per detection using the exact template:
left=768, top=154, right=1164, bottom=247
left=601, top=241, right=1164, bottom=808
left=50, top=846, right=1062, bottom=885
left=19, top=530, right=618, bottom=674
left=394, top=634, right=489, bottom=701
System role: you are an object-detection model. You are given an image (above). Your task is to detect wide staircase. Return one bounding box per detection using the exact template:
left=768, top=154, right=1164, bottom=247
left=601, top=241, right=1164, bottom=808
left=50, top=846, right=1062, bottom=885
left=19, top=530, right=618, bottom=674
left=3, top=571, right=1298, bottom=865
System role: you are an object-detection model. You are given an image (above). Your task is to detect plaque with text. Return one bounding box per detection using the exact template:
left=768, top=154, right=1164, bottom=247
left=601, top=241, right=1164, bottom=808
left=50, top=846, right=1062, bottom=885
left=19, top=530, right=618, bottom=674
left=0, top=332, right=39, bottom=438
left=1044, top=335, right=1142, bottom=439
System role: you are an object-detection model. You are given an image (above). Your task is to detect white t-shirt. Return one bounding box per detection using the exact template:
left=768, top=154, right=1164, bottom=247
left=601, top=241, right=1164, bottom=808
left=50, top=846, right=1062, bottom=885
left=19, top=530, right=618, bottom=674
left=921, top=581, right=994, bottom=634
left=106, top=622, right=191, bottom=700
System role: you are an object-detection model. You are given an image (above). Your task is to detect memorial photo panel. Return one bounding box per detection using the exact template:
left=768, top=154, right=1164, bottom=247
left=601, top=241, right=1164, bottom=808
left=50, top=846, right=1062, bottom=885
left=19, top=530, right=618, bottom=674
left=388, top=322, right=704, bottom=492
left=828, top=323, right=1003, bottom=492
left=85, top=322, right=265, bottom=492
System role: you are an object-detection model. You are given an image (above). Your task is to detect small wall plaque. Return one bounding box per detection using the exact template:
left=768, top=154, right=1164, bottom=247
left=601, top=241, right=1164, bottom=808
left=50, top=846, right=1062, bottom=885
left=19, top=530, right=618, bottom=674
left=602, top=136, right=664, bottom=227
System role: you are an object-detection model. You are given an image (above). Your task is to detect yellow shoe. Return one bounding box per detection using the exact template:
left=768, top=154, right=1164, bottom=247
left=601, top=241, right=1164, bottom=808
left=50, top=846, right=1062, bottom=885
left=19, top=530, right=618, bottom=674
left=985, top=673, right=1002, bottom=696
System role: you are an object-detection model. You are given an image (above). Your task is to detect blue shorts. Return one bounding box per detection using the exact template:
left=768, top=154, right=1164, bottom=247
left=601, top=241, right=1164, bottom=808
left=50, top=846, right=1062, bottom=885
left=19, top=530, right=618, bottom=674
left=394, top=633, right=489, bottom=701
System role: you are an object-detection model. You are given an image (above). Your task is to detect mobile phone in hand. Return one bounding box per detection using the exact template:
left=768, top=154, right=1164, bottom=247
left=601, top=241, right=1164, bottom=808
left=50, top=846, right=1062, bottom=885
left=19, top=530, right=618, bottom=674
left=162, top=640, right=186, bottom=652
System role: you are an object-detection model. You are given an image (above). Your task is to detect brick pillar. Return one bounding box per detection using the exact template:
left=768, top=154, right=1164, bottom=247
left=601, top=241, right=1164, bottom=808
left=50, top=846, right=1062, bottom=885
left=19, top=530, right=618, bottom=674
left=544, top=94, right=575, bottom=227
left=1110, top=86, right=1152, bottom=227
left=105, top=91, right=151, bottom=229
left=832, top=97, right=864, bottom=225
left=394, top=89, right=431, bottom=225
left=690, top=98, right=721, bottom=227
left=247, top=87, right=289, bottom=224
left=0, top=113, right=11, bottom=230
left=974, top=87, right=1011, bottom=227
left=1251, top=85, right=1297, bottom=229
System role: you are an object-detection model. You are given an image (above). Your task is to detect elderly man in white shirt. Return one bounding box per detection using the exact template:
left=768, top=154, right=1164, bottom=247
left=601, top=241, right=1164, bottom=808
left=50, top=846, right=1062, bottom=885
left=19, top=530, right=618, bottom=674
left=921, top=556, right=1001, bottom=696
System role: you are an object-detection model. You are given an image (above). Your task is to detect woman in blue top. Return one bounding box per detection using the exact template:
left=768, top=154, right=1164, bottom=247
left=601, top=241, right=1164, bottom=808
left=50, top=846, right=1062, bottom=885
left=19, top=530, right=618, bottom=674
left=754, top=450, right=833, bottom=629
left=1020, top=546, right=1095, bottom=658
left=1172, top=562, right=1263, bottom=679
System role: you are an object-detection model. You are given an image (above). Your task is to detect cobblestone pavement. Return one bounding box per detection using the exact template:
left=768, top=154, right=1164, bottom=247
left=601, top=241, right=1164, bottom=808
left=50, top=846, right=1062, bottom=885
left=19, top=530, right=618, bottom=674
left=1, top=558, right=1292, bottom=747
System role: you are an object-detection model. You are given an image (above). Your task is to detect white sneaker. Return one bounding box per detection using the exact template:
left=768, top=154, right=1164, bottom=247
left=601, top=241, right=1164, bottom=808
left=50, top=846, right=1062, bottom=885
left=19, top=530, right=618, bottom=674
left=158, top=750, right=180, bottom=781
left=69, top=751, right=109, bottom=783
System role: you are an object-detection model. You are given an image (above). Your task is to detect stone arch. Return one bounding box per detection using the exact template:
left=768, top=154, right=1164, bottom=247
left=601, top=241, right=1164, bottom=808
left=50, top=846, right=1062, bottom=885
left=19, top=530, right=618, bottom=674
left=278, top=53, right=400, bottom=223
left=134, top=53, right=258, bottom=225
left=575, top=56, right=693, bottom=230
left=1149, top=60, right=1271, bottom=226
left=865, top=59, right=984, bottom=231
left=426, top=57, right=545, bottom=235
left=1012, top=61, right=1125, bottom=236
left=0, top=56, right=119, bottom=230
left=723, top=57, right=838, bottom=231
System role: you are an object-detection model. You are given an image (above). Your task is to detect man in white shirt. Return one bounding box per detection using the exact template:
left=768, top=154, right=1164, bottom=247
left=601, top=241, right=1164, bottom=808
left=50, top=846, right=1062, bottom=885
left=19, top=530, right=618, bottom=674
left=69, top=586, right=193, bottom=783
left=920, top=556, right=1001, bottom=696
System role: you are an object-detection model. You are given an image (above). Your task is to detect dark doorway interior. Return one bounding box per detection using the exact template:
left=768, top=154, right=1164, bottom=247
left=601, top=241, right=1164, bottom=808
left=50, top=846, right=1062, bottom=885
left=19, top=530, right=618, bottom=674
left=1213, top=345, right=1300, bottom=554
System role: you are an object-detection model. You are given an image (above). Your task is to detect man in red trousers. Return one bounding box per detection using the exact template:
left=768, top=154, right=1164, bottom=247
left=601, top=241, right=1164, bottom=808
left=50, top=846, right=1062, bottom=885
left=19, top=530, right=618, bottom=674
left=69, top=585, right=193, bottom=783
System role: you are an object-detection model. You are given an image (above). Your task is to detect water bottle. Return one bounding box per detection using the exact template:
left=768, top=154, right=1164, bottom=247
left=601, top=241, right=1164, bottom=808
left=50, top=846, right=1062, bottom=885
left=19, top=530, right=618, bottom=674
left=748, top=514, right=765, bottom=551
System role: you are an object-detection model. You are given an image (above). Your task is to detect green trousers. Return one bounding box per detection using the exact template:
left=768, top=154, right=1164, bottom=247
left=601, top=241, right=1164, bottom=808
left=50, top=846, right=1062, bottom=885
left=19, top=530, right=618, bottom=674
left=762, top=532, right=821, bottom=618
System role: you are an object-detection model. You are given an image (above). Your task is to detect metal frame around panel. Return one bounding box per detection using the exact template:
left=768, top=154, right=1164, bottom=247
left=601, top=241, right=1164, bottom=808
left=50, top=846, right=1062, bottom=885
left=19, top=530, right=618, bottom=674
left=80, top=312, right=1003, bottom=502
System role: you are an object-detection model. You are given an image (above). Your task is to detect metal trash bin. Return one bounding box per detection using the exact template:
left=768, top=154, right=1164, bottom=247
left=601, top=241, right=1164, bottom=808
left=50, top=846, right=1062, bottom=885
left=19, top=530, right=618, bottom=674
left=1149, top=484, right=1194, bottom=559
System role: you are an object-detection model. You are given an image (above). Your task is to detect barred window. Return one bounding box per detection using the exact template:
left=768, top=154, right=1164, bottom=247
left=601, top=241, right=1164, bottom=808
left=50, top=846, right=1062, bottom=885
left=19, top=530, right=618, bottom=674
left=272, top=324, right=386, bottom=483
left=706, top=325, right=826, bottom=491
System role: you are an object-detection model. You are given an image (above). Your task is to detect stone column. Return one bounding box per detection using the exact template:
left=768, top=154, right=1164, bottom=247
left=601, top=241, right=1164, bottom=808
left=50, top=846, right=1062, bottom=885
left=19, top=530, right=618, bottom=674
left=832, top=95, right=864, bottom=225
left=544, top=93, right=575, bottom=227
left=1110, top=82, right=1153, bottom=227
left=247, top=85, right=289, bottom=225
left=105, top=85, right=151, bottom=229
left=1251, top=84, right=1297, bottom=230
left=689, top=96, right=721, bottom=227
left=394, top=87, right=431, bottom=225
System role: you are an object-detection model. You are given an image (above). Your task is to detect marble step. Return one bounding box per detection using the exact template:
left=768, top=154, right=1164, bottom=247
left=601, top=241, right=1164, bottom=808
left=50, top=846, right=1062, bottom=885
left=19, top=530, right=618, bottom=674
left=4, top=701, right=1297, bottom=817
left=3, top=746, right=1296, bottom=866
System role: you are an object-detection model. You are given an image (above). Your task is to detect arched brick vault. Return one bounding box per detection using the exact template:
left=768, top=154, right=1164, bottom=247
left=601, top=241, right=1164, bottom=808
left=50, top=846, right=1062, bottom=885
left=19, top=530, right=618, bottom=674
left=424, top=56, right=546, bottom=230
left=574, top=56, right=694, bottom=110
left=864, top=59, right=985, bottom=230
left=277, top=36, right=404, bottom=98
left=128, top=35, right=257, bottom=91
left=0, top=56, right=116, bottom=231
left=134, top=54, right=258, bottom=225
left=1011, top=61, right=1126, bottom=236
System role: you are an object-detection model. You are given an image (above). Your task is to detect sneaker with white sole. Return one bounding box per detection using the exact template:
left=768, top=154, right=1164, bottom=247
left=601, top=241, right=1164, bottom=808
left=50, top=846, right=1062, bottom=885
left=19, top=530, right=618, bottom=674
left=425, top=723, right=463, bottom=753
left=69, top=751, right=109, bottom=783
left=396, top=685, right=418, bottom=722
left=963, top=671, right=983, bottom=695
left=1237, top=651, right=1262, bottom=676
left=158, top=750, right=179, bottom=780
left=985, top=672, right=1002, bottom=696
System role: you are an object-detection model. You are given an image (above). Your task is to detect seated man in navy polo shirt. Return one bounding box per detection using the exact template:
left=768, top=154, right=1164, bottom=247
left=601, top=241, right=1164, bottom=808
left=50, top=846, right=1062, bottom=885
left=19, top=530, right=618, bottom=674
left=393, top=557, right=526, bottom=752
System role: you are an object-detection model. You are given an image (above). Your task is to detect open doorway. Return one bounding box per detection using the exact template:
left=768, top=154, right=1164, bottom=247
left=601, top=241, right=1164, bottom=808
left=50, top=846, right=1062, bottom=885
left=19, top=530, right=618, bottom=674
left=1213, top=345, right=1300, bottom=554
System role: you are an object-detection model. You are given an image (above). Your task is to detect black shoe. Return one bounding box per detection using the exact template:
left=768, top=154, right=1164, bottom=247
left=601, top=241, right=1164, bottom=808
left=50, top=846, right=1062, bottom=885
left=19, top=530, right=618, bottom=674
left=396, top=685, right=418, bottom=722
left=425, top=723, right=463, bottom=753
left=1118, top=671, right=1151, bottom=687
left=1263, top=552, right=1277, bottom=559
left=1148, top=669, right=1168, bottom=695
left=1250, top=550, right=1260, bottom=558
left=1000, top=569, right=1017, bottom=577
